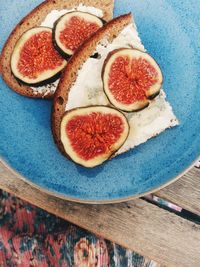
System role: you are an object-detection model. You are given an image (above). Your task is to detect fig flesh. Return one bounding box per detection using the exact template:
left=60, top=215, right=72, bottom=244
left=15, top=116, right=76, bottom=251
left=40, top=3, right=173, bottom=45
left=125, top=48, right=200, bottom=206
left=60, top=106, right=129, bottom=168
left=53, top=11, right=104, bottom=58
left=11, top=27, right=67, bottom=86
left=102, top=48, right=163, bottom=112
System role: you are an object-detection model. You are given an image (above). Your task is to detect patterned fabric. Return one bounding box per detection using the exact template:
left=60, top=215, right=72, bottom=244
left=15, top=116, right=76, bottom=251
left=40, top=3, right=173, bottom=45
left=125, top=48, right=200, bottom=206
left=0, top=190, right=160, bottom=267
left=0, top=159, right=199, bottom=266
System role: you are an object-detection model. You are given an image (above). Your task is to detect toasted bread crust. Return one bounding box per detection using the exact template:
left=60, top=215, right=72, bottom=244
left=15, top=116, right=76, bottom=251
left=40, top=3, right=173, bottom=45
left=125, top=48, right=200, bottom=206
left=0, top=0, right=114, bottom=99
left=51, top=13, right=132, bottom=157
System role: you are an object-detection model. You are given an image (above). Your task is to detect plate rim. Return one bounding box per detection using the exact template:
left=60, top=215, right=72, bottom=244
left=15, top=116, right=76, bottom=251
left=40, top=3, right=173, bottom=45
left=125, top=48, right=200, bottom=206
left=1, top=155, right=199, bottom=204
left=0, top=0, right=199, bottom=204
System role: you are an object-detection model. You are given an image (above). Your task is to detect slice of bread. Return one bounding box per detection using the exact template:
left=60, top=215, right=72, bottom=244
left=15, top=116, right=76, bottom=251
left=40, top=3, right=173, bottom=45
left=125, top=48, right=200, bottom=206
left=51, top=12, right=178, bottom=163
left=0, top=0, right=114, bottom=99
left=51, top=13, right=132, bottom=156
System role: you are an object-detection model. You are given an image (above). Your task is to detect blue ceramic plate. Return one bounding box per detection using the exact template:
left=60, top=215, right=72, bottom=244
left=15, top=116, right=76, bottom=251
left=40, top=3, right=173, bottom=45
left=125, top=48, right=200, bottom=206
left=0, top=0, right=199, bottom=203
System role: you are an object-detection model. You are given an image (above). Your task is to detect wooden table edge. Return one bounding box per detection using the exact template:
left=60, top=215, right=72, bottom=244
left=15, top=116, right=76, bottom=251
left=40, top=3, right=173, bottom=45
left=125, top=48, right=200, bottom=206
left=0, top=157, right=199, bottom=205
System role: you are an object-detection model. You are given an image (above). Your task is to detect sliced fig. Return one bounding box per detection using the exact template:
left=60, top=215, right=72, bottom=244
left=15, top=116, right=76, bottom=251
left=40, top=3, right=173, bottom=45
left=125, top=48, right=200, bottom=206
left=11, top=27, right=67, bottom=86
left=102, top=48, right=163, bottom=112
left=53, top=11, right=104, bottom=58
left=60, top=106, right=129, bottom=168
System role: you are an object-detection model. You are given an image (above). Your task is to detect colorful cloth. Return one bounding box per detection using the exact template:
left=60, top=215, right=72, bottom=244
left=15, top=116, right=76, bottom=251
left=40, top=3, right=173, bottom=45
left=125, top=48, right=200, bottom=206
left=0, top=190, right=159, bottom=267
left=0, top=160, right=199, bottom=266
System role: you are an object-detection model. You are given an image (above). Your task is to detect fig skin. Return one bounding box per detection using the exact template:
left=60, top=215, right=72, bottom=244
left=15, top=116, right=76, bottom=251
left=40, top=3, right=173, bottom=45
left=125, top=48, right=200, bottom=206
left=52, top=11, right=105, bottom=59
left=60, top=105, right=130, bottom=168
left=11, top=27, right=67, bottom=87
left=147, top=91, right=161, bottom=100
left=119, top=101, right=150, bottom=113
left=12, top=70, right=62, bottom=87
left=52, top=19, right=72, bottom=60
left=102, top=48, right=163, bottom=112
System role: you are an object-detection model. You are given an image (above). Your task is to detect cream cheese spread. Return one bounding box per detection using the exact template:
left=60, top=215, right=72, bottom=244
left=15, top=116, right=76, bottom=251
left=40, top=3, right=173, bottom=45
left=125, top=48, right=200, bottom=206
left=65, top=23, right=179, bottom=156
left=41, top=4, right=104, bottom=28
left=31, top=4, right=104, bottom=95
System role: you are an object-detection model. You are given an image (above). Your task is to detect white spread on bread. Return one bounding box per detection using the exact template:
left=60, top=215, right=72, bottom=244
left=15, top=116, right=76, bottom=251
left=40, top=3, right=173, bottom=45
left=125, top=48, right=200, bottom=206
left=41, top=4, right=104, bottom=28
left=31, top=4, right=104, bottom=96
left=32, top=79, right=60, bottom=97
left=65, top=23, right=179, bottom=156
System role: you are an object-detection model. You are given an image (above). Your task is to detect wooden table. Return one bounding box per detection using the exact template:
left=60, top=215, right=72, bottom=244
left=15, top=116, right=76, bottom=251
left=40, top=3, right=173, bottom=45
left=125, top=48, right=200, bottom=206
left=0, top=161, right=200, bottom=267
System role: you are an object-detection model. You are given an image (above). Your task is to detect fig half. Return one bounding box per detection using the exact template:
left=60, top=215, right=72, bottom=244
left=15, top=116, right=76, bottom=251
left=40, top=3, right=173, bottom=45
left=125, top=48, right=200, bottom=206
left=11, top=27, right=67, bottom=86
left=53, top=11, right=104, bottom=58
left=60, top=106, right=130, bottom=168
left=102, top=48, right=163, bottom=112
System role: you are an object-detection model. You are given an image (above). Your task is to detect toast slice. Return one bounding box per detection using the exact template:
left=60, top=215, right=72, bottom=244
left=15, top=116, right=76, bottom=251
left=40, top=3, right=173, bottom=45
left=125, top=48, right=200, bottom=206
left=0, top=0, right=114, bottom=99
left=52, top=13, right=179, bottom=163
left=52, top=13, right=132, bottom=156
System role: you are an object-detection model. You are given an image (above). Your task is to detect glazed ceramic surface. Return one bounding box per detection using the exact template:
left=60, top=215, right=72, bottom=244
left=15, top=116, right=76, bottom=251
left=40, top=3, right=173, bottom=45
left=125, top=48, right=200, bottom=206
left=0, top=0, right=199, bottom=202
